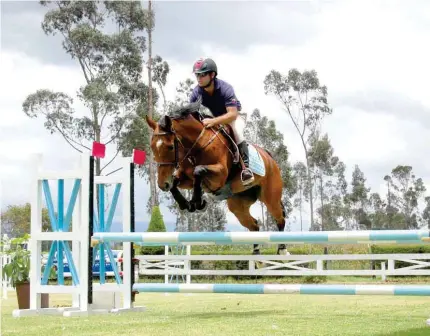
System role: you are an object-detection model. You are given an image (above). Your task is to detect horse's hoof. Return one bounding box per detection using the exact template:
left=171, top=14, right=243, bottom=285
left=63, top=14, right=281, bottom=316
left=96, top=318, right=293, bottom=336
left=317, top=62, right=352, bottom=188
left=252, top=249, right=260, bottom=255
left=196, top=199, right=207, bottom=212
left=187, top=203, right=196, bottom=213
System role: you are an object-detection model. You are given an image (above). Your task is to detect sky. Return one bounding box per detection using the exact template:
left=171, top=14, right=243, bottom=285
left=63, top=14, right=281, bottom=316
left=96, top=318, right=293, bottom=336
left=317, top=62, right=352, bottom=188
left=1, top=0, right=430, bottom=233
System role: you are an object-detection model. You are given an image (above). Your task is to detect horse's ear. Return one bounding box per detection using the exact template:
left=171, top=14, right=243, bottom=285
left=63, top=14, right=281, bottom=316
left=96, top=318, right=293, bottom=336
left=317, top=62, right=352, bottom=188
left=145, top=115, right=157, bottom=130
left=159, top=115, right=172, bottom=132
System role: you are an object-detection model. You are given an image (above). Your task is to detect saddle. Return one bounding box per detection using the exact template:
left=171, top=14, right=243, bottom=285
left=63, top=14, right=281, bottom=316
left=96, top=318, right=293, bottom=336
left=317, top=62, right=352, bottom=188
left=189, top=111, right=256, bottom=199
left=192, top=112, right=240, bottom=165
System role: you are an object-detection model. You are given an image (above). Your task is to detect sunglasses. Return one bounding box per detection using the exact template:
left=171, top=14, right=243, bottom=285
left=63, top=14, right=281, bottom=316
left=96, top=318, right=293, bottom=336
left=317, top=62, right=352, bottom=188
left=195, top=72, right=210, bottom=78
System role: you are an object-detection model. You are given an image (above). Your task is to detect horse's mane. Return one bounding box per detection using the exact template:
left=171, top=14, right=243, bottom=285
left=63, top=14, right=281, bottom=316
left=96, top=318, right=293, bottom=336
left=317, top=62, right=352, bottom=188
left=168, top=102, right=202, bottom=119
left=165, top=101, right=214, bottom=123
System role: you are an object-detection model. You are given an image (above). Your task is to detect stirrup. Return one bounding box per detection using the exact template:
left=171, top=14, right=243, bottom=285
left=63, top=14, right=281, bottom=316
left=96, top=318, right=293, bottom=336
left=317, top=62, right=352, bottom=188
left=241, top=168, right=254, bottom=185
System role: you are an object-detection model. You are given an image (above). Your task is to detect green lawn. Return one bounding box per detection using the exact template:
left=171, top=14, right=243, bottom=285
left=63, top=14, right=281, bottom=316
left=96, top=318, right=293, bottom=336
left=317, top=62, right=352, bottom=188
left=1, top=289, right=429, bottom=336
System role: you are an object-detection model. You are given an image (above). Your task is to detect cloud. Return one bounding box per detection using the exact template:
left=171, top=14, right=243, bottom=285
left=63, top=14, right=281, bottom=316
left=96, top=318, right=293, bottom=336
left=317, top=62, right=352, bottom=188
left=1, top=1, right=321, bottom=67
left=0, top=1, right=75, bottom=67
left=3, top=0, right=430, bottom=233
left=334, top=90, right=430, bottom=129
left=150, top=0, right=321, bottom=62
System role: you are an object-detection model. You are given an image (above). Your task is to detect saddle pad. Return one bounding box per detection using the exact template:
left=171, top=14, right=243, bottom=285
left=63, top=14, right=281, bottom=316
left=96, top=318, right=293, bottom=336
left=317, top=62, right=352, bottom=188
left=248, top=144, right=266, bottom=177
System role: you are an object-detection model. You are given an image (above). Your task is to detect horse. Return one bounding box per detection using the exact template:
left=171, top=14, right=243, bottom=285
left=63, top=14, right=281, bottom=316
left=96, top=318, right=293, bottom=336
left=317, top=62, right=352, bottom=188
left=145, top=101, right=289, bottom=255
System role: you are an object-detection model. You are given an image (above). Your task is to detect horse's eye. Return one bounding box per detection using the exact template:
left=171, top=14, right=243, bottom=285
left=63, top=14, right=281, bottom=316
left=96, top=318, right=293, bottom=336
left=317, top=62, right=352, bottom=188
left=167, top=145, right=174, bottom=151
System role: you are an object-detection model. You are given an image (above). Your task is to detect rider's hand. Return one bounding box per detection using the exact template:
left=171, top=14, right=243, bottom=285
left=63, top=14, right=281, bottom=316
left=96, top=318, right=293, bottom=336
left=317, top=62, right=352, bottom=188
left=202, top=118, right=218, bottom=128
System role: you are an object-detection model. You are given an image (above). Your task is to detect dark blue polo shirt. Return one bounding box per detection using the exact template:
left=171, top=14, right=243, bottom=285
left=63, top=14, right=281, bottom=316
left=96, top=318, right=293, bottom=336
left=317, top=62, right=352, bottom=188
left=189, top=78, right=242, bottom=117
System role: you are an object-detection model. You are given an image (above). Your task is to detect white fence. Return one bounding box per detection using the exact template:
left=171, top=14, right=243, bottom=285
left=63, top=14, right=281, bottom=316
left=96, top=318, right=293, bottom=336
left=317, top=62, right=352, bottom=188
left=2, top=246, right=429, bottom=299
left=1, top=254, right=13, bottom=299
left=136, top=245, right=430, bottom=282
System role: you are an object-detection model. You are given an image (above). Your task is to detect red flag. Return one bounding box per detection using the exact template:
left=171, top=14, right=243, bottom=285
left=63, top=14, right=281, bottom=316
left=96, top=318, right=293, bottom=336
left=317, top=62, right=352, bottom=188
left=92, top=141, right=106, bottom=158
left=133, top=149, right=146, bottom=165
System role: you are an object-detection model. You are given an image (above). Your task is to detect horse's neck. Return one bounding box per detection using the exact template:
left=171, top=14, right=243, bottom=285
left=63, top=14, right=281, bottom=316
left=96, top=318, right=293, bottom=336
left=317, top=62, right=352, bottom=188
left=175, top=119, right=204, bottom=148
left=175, top=117, right=231, bottom=164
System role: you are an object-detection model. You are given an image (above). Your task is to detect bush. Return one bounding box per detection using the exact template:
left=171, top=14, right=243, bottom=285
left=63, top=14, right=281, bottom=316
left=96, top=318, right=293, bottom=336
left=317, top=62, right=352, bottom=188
left=370, top=244, right=430, bottom=271
left=140, top=206, right=166, bottom=255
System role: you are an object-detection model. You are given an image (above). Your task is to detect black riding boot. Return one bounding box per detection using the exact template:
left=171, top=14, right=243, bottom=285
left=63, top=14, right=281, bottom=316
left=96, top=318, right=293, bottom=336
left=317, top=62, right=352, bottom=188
left=238, top=141, right=255, bottom=186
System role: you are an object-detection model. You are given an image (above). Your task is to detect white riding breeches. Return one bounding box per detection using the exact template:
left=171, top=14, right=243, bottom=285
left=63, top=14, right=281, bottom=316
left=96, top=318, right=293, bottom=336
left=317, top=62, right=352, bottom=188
left=228, top=115, right=246, bottom=144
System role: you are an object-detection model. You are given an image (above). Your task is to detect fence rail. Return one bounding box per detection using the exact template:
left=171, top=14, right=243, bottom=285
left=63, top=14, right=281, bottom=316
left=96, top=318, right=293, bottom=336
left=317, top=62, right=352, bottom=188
left=136, top=247, right=430, bottom=282
left=2, top=248, right=429, bottom=298
left=1, top=255, right=13, bottom=299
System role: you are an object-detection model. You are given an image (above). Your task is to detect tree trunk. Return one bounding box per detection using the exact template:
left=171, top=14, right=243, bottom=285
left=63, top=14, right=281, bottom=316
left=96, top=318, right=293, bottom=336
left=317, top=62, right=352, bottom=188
left=319, top=175, right=324, bottom=231
left=147, top=0, right=158, bottom=209
left=305, top=155, right=315, bottom=229
left=299, top=186, right=303, bottom=231
left=94, top=111, right=101, bottom=212
left=260, top=202, right=265, bottom=230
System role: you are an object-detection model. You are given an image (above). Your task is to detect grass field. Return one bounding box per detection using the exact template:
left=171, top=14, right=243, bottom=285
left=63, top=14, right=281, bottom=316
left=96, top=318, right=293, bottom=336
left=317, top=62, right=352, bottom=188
left=1, top=284, right=430, bottom=336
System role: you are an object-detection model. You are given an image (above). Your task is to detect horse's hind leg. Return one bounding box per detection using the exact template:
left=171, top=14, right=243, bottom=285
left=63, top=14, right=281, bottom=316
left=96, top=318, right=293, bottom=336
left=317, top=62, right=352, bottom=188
left=227, top=196, right=261, bottom=254
left=259, top=178, right=290, bottom=255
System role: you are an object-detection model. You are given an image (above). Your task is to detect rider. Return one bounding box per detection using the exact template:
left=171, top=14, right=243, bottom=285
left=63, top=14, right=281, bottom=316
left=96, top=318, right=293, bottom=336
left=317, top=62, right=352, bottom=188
left=189, top=57, right=254, bottom=186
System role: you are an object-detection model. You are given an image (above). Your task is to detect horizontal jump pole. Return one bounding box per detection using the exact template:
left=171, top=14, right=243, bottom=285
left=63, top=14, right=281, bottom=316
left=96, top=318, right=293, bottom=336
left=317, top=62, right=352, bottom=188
left=91, top=230, right=430, bottom=246
left=133, top=283, right=430, bottom=296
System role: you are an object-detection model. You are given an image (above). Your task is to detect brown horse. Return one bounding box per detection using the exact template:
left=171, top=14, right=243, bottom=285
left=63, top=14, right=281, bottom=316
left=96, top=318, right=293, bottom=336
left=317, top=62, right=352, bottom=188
left=145, top=102, right=289, bottom=255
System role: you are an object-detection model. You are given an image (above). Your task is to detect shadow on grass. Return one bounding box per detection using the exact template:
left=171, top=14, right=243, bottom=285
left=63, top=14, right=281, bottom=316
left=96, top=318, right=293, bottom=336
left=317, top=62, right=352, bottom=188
left=167, top=309, right=288, bottom=320
left=166, top=309, right=386, bottom=321
left=378, top=327, right=430, bottom=336
left=168, top=309, right=430, bottom=335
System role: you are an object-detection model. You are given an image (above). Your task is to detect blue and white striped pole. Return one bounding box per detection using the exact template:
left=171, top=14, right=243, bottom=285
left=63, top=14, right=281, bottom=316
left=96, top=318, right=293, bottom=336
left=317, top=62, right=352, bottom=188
left=91, top=230, right=430, bottom=246
left=133, top=283, right=430, bottom=296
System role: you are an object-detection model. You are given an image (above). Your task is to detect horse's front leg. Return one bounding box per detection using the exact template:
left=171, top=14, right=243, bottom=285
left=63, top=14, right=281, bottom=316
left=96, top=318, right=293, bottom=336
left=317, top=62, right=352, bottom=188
left=169, top=166, right=196, bottom=211
left=190, top=172, right=206, bottom=212
left=190, top=163, right=227, bottom=211
left=169, top=178, right=191, bottom=211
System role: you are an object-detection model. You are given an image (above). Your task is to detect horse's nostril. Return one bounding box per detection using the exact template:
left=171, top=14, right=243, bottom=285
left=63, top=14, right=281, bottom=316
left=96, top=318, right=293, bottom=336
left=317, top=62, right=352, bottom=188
left=164, top=182, right=170, bottom=190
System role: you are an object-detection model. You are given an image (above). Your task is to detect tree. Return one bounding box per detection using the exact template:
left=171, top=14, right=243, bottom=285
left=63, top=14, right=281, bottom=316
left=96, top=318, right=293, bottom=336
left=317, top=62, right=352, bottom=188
left=152, top=55, right=170, bottom=113
left=1, top=203, right=51, bottom=237
left=292, top=162, right=308, bottom=231
left=307, top=132, right=343, bottom=231
left=186, top=201, right=228, bottom=232
left=384, top=165, right=426, bottom=229
left=264, top=68, right=332, bottom=228
left=422, top=197, right=430, bottom=229
left=368, top=193, right=388, bottom=229
left=147, top=206, right=166, bottom=232
left=383, top=175, right=399, bottom=228
left=23, top=1, right=152, bottom=178
left=344, top=165, right=371, bottom=230
left=166, top=78, right=195, bottom=113
left=145, top=0, right=159, bottom=210
left=140, top=205, right=166, bottom=255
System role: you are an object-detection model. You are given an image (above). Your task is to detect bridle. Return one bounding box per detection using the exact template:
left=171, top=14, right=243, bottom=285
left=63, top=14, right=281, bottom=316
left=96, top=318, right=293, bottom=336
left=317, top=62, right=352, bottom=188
left=152, top=121, right=223, bottom=169
left=152, top=129, right=184, bottom=169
